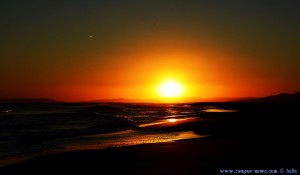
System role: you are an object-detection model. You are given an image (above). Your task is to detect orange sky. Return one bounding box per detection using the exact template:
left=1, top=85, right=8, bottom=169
left=1, top=1, right=299, bottom=102
left=12, top=35, right=296, bottom=102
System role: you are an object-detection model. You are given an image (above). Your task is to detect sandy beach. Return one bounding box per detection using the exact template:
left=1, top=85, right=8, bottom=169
left=0, top=136, right=297, bottom=175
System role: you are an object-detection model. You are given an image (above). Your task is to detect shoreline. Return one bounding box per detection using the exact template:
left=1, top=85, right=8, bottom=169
left=0, top=137, right=234, bottom=175
left=1, top=134, right=298, bottom=175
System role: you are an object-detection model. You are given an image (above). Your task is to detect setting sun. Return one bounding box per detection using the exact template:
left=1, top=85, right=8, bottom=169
left=157, top=80, right=184, bottom=98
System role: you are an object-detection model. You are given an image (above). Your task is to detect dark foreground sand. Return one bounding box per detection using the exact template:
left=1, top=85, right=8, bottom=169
left=1, top=107, right=299, bottom=175
left=0, top=137, right=298, bottom=175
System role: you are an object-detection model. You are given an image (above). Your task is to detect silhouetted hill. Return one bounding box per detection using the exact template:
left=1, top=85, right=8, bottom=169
left=85, top=98, right=146, bottom=103
left=239, top=92, right=300, bottom=102
left=0, top=98, right=61, bottom=103
left=2, top=92, right=299, bottom=104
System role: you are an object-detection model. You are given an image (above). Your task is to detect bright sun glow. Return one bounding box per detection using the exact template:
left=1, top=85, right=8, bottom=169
left=167, top=118, right=177, bottom=123
left=158, top=80, right=184, bottom=98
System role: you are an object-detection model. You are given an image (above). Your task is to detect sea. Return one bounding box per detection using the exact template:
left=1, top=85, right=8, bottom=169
left=0, top=102, right=298, bottom=166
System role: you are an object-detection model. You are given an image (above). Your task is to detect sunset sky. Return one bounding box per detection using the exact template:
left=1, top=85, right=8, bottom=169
left=1, top=0, right=299, bottom=101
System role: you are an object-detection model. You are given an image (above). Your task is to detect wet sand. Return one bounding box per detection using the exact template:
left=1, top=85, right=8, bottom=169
left=0, top=137, right=297, bottom=175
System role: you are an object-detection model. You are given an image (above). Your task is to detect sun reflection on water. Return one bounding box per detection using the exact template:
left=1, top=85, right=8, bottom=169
left=167, top=118, right=177, bottom=123
left=138, top=117, right=197, bottom=127
left=62, top=130, right=206, bottom=152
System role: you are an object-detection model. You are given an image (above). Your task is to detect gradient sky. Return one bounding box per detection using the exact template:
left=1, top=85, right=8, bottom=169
left=1, top=0, right=299, bottom=101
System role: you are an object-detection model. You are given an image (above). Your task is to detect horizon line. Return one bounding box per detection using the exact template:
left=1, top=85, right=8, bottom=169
left=1, top=91, right=299, bottom=103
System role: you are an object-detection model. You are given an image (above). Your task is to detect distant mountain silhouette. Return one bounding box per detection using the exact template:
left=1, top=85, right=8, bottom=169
left=85, top=98, right=169, bottom=103
left=85, top=98, right=142, bottom=103
left=238, top=92, right=300, bottom=102
left=1, top=92, right=299, bottom=103
left=0, top=98, right=61, bottom=103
